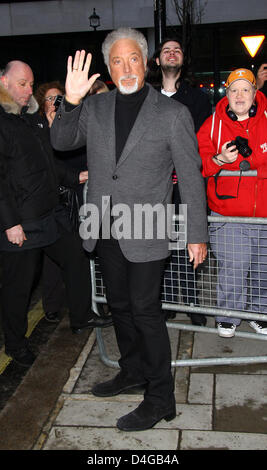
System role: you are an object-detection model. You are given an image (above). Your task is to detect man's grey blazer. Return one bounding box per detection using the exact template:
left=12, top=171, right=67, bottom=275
left=51, top=83, right=208, bottom=262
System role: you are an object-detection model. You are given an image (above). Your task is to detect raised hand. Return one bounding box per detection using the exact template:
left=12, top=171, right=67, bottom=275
left=46, top=109, right=56, bottom=128
left=65, top=50, right=100, bottom=105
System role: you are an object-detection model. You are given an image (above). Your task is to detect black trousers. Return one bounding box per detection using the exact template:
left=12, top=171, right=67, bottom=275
left=42, top=255, right=66, bottom=313
left=96, top=237, right=174, bottom=406
left=1, top=231, right=92, bottom=353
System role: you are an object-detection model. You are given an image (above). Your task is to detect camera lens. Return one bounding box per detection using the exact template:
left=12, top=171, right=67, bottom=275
left=239, top=145, right=252, bottom=158
left=239, top=160, right=250, bottom=171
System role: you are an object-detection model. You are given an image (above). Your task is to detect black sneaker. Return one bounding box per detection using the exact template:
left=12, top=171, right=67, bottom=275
left=6, top=347, right=36, bottom=367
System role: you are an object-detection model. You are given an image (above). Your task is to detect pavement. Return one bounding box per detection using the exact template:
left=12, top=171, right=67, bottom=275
left=0, top=311, right=266, bottom=453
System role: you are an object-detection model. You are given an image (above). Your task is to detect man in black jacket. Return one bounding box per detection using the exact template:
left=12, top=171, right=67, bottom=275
left=151, top=37, right=211, bottom=132
left=148, top=37, right=212, bottom=326
left=0, top=61, right=112, bottom=367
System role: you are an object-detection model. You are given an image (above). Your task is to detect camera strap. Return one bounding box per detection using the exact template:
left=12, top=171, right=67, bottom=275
left=213, top=170, right=243, bottom=200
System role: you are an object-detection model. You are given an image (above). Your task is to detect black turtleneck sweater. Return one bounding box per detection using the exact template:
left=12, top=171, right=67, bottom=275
left=115, top=84, right=149, bottom=162
left=64, top=84, right=149, bottom=162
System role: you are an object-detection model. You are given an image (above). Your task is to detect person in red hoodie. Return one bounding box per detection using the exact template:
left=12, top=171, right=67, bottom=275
left=197, top=68, right=267, bottom=338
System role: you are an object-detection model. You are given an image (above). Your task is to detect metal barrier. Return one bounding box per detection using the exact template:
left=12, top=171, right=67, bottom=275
left=83, top=173, right=267, bottom=368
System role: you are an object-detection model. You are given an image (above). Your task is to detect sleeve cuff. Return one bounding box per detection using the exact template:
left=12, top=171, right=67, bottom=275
left=63, top=97, right=79, bottom=112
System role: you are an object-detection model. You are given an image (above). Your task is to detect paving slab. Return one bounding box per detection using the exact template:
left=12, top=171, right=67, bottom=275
left=188, top=373, right=214, bottom=404
left=180, top=430, right=267, bottom=450
left=51, top=397, right=212, bottom=431
left=215, top=374, right=267, bottom=433
left=43, top=426, right=179, bottom=450
left=192, top=317, right=267, bottom=374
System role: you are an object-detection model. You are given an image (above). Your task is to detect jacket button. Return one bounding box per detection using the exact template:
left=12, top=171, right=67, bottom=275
left=112, top=175, right=118, bottom=180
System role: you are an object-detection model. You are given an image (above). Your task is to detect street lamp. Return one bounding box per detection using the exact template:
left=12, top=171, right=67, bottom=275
left=89, top=8, right=100, bottom=31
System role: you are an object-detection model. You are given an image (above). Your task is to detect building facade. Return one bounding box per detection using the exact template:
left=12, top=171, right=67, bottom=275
left=0, top=0, right=266, bottom=104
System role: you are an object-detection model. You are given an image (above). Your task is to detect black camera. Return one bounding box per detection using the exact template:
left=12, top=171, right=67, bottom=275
left=226, top=136, right=252, bottom=158
left=54, top=95, right=63, bottom=111
left=226, top=136, right=252, bottom=170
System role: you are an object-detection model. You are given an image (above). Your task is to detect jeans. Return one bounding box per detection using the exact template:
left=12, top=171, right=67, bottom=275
left=209, top=211, right=267, bottom=325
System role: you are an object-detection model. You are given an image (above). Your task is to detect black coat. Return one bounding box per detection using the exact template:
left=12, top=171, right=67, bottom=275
left=154, top=80, right=212, bottom=210
left=156, top=80, right=212, bottom=133
left=0, top=103, right=80, bottom=232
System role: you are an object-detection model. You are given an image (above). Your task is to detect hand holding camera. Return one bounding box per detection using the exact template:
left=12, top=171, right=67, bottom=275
left=54, top=94, right=63, bottom=111
left=219, top=140, right=239, bottom=164
left=226, top=136, right=252, bottom=170
left=46, top=95, right=63, bottom=128
left=214, top=136, right=252, bottom=170
left=226, top=136, right=252, bottom=158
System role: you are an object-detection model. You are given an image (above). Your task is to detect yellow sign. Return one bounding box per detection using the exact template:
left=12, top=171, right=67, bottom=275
left=241, top=35, right=265, bottom=58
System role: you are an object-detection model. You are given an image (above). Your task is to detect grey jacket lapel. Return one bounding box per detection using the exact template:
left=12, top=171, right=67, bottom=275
left=97, top=85, right=159, bottom=168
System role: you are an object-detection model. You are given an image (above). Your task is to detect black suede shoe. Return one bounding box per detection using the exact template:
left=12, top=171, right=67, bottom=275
left=44, top=311, right=60, bottom=323
left=91, top=370, right=147, bottom=397
left=188, top=313, right=207, bottom=326
left=72, top=312, right=113, bottom=334
left=117, top=398, right=176, bottom=431
left=6, top=347, right=36, bottom=367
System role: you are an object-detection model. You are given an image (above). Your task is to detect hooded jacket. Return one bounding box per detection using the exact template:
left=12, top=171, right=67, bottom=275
left=197, top=90, right=267, bottom=217
left=0, top=83, right=80, bottom=232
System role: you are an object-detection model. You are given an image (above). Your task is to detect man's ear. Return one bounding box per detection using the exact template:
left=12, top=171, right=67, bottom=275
left=144, top=56, right=148, bottom=71
left=0, top=75, right=8, bottom=89
left=155, top=57, right=160, bottom=67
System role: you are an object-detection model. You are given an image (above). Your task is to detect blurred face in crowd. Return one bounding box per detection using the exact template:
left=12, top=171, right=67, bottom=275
left=109, top=38, right=146, bottom=94
left=44, top=88, right=62, bottom=115
left=227, top=79, right=256, bottom=120
left=1, top=61, right=34, bottom=110
left=156, top=41, right=184, bottom=73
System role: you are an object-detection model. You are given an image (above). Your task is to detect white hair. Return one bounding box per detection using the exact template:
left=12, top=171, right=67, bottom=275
left=102, top=28, right=148, bottom=70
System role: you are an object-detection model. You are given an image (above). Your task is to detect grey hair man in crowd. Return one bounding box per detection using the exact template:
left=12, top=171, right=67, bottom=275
left=51, top=27, right=208, bottom=432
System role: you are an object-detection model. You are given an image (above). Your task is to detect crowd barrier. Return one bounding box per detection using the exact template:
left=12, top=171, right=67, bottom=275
left=83, top=173, right=267, bottom=368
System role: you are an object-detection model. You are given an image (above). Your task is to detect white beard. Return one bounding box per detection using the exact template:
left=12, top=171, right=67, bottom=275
left=118, top=75, right=139, bottom=94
